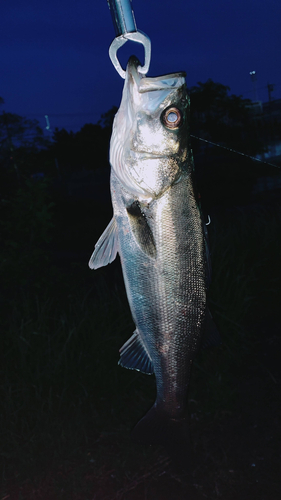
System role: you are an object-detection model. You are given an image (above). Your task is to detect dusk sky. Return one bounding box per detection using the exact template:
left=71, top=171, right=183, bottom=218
left=1, top=0, right=280, bottom=133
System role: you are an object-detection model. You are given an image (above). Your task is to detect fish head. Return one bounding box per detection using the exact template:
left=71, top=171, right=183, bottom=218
left=110, top=56, right=191, bottom=200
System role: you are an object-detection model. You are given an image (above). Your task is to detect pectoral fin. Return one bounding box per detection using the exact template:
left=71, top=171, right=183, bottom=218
left=88, top=217, right=118, bottom=270
left=119, top=330, right=154, bottom=375
left=126, top=201, right=156, bottom=258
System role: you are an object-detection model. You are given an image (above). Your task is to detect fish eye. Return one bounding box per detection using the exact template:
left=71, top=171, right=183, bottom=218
left=162, top=107, right=182, bottom=129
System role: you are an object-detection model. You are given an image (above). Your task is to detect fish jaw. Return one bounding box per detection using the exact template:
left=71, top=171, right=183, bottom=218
left=110, top=56, right=191, bottom=200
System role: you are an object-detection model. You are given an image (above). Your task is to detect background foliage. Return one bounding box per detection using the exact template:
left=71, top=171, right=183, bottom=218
left=0, top=83, right=280, bottom=497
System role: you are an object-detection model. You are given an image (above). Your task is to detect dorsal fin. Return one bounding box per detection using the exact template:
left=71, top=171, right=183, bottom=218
left=126, top=201, right=156, bottom=258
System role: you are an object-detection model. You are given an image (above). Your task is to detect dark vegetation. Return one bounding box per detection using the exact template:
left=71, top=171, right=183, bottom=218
left=0, top=81, right=280, bottom=498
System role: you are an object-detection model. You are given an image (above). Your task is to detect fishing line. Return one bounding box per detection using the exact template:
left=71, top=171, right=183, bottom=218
left=190, top=135, right=281, bottom=170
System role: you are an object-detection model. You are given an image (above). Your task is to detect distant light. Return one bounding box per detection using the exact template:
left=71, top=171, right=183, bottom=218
left=249, top=71, right=256, bottom=76
left=45, top=115, right=51, bottom=131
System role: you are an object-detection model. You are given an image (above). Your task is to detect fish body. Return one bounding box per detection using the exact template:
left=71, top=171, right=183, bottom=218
left=89, top=57, right=208, bottom=459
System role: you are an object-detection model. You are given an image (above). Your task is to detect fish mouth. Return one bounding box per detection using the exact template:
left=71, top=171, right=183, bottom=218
left=126, top=56, right=186, bottom=93
left=127, top=56, right=143, bottom=88
left=130, top=150, right=167, bottom=160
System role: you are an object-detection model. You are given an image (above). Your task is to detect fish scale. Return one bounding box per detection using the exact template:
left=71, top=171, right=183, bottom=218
left=111, top=163, right=206, bottom=415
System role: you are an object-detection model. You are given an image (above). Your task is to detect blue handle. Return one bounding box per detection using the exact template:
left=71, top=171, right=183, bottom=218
left=107, top=0, right=137, bottom=37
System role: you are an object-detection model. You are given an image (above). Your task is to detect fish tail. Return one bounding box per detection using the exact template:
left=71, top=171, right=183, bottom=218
left=131, top=404, right=192, bottom=472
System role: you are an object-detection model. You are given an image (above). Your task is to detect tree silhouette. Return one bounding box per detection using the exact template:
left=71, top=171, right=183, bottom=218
left=50, top=116, right=115, bottom=174
left=189, top=79, right=263, bottom=157
left=0, top=111, right=50, bottom=193
left=188, top=80, right=268, bottom=207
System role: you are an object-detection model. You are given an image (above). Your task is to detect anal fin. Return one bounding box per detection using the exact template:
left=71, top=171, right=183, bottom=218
left=88, top=217, right=118, bottom=270
left=119, top=330, right=154, bottom=375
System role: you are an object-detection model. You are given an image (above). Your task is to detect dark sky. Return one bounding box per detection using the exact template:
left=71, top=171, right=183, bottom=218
left=1, top=0, right=280, bottom=133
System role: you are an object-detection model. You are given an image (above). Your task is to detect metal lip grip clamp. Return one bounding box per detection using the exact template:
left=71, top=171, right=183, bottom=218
left=107, top=0, right=151, bottom=78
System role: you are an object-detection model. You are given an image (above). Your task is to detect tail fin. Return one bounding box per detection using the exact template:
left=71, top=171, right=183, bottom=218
left=131, top=404, right=192, bottom=472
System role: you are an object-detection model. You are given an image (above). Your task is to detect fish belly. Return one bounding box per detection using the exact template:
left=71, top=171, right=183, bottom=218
left=111, top=167, right=206, bottom=418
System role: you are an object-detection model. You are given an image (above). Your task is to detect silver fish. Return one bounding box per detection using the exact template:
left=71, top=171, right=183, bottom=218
left=89, top=56, right=209, bottom=462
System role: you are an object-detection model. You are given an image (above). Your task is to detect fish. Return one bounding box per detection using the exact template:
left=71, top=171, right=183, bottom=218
left=89, top=56, right=215, bottom=467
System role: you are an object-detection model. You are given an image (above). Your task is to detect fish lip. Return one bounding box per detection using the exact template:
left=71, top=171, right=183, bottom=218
left=127, top=56, right=143, bottom=88
left=130, top=150, right=166, bottom=160
left=126, top=55, right=187, bottom=87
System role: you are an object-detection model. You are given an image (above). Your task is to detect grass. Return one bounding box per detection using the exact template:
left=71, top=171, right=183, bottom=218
left=209, top=201, right=281, bottom=332
left=191, top=201, right=281, bottom=414
left=0, top=265, right=156, bottom=483
left=0, top=198, right=280, bottom=495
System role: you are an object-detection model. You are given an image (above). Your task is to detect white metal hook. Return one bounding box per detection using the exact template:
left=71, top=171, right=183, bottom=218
left=107, top=0, right=151, bottom=78
left=109, top=30, right=151, bottom=79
